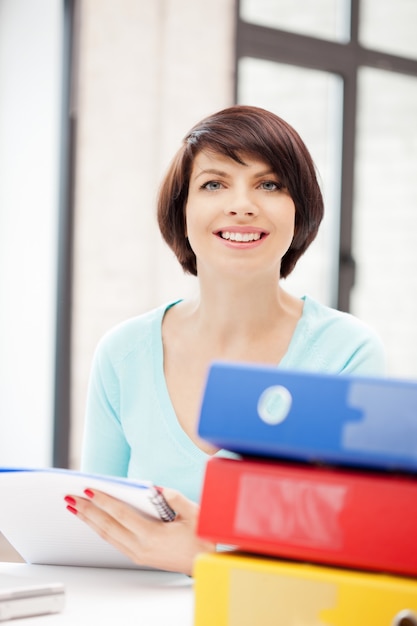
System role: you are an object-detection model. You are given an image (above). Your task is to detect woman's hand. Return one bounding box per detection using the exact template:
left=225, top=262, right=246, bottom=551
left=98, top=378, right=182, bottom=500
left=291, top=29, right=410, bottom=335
left=64, top=488, right=214, bottom=576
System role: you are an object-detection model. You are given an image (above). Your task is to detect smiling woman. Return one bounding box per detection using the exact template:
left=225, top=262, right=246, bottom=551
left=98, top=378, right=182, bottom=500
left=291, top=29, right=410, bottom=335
left=66, top=105, right=386, bottom=576
left=184, top=150, right=296, bottom=277
left=158, top=105, right=323, bottom=279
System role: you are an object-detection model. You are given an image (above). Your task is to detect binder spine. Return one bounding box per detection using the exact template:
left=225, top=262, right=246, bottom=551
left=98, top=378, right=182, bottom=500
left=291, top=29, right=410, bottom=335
left=198, top=457, right=417, bottom=576
left=193, top=552, right=417, bottom=626
left=198, top=363, right=417, bottom=472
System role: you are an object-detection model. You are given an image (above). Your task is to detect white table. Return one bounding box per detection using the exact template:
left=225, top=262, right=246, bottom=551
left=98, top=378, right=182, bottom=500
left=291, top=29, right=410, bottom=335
left=0, top=562, right=194, bottom=625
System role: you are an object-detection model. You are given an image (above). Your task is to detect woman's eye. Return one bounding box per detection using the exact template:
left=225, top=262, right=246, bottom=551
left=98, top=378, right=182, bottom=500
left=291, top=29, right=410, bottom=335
left=260, top=180, right=282, bottom=191
left=201, top=180, right=223, bottom=191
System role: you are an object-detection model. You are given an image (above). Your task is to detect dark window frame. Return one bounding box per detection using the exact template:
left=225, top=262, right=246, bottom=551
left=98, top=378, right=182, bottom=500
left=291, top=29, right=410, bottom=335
left=235, top=0, right=417, bottom=311
left=53, top=0, right=79, bottom=467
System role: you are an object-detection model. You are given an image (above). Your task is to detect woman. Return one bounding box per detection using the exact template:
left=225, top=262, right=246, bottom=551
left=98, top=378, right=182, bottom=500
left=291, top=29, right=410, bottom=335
left=64, top=105, right=386, bottom=575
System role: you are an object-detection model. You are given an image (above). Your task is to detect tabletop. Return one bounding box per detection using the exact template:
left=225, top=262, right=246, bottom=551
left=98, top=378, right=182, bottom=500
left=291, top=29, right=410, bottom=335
left=0, top=561, right=194, bottom=625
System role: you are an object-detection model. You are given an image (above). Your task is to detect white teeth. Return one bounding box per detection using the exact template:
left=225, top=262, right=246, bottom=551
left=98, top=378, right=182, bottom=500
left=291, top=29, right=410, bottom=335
left=221, top=231, right=261, bottom=242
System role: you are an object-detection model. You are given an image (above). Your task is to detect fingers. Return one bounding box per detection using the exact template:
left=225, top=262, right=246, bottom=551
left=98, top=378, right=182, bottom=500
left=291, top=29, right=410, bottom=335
left=63, top=488, right=215, bottom=575
left=66, top=495, right=139, bottom=562
left=81, top=488, right=155, bottom=534
left=64, top=490, right=158, bottom=565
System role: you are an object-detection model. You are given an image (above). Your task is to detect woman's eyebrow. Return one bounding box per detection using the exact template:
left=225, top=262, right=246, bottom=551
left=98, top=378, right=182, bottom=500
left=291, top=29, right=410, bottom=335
left=194, top=167, right=277, bottom=180
left=194, top=168, right=230, bottom=180
left=253, top=169, right=276, bottom=178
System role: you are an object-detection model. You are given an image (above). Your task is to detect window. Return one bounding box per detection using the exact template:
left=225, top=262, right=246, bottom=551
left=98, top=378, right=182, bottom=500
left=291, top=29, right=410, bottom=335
left=236, top=0, right=417, bottom=378
left=240, top=0, right=350, bottom=42
left=238, top=58, right=342, bottom=306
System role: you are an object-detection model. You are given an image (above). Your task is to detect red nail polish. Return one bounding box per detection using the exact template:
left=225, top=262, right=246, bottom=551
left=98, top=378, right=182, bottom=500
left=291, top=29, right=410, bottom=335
left=64, top=496, right=76, bottom=506
left=84, top=489, right=94, bottom=498
left=66, top=504, right=78, bottom=515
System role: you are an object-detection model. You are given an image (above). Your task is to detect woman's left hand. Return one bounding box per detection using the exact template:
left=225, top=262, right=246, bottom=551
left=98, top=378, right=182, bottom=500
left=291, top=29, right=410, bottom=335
left=64, top=487, right=214, bottom=576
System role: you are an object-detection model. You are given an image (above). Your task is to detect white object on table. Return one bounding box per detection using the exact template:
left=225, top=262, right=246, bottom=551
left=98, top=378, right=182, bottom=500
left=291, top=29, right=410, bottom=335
left=0, top=563, right=194, bottom=625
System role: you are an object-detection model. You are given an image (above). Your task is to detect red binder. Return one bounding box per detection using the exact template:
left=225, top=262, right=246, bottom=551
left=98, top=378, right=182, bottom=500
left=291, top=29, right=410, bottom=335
left=197, top=457, right=417, bottom=576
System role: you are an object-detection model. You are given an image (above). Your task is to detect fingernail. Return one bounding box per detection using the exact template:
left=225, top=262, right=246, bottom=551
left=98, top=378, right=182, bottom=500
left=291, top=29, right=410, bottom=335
left=84, top=489, right=94, bottom=498
left=66, top=505, right=78, bottom=515
left=64, top=495, right=76, bottom=506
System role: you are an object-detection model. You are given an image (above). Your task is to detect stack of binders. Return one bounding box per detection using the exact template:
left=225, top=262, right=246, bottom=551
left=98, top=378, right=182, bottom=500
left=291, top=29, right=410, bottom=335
left=194, top=363, right=417, bottom=626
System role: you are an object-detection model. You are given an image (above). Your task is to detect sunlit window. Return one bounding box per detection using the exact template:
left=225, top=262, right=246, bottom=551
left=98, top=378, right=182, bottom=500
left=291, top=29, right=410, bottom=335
left=352, top=68, right=417, bottom=377
left=240, top=0, right=350, bottom=42
left=238, top=57, right=343, bottom=306
left=359, top=0, right=417, bottom=60
left=237, top=0, right=417, bottom=379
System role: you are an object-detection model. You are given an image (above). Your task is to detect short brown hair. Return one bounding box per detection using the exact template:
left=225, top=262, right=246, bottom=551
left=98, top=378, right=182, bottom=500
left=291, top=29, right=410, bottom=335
left=157, top=105, right=324, bottom=278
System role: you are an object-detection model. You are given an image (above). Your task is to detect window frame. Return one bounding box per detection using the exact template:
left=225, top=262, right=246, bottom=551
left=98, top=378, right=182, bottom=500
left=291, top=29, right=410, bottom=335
left=53, top=0, right=78, bottom=467
left=235, top=0, right=417, bottom=311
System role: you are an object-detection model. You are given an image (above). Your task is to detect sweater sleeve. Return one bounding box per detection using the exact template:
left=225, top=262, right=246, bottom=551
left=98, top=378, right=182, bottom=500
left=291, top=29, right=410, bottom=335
left=80, top=338, right=131, bottom=476
left=282, top=297, right=388, bottom=377
left=338, top=327, right=387, bottom=376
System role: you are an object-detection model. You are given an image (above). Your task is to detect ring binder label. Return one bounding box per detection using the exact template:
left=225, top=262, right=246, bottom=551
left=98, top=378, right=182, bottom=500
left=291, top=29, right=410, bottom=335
left=257, top=385, right=292, bottom=425
left=235, top=473, right=346, bottom=549
left=392, top=610, right=417, bottom=626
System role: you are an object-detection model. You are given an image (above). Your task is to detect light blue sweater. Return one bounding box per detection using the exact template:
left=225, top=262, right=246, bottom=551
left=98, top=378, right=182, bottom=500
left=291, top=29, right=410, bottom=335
left=81, top=296, right=386, bottom=503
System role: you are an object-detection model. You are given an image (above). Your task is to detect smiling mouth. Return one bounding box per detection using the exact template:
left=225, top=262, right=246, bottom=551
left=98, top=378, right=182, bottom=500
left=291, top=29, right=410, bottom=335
left=218, top=231, right=264, bottom=242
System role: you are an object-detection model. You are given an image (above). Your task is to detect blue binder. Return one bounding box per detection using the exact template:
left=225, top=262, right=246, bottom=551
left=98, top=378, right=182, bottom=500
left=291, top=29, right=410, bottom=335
left=198, top=362, right=417, bottom=472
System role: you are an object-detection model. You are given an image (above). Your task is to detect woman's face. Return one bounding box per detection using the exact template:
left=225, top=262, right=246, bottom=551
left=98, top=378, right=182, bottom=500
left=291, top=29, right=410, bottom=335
left=184, top=150, right=296, bottom=279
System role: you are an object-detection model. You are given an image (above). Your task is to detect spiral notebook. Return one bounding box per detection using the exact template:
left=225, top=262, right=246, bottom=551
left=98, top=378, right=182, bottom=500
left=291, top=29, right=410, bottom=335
left=0, top=468, right=175, bottom=568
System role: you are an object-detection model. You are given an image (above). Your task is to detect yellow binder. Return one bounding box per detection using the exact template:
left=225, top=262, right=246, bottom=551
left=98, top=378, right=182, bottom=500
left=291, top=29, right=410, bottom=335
left=194, top=552, right=417, bottom=626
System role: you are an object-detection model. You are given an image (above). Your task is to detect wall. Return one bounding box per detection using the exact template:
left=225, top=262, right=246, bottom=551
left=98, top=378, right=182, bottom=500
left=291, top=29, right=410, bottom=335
left=70, top=0, right=236, bottom=467
left=0, top=0, right=63, bottom=466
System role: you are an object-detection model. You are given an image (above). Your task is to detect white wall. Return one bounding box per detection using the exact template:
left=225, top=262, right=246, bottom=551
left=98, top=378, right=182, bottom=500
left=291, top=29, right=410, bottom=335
left=70, top=0, right=236, bottom=467
left=0, top=0, right=63, bottom=466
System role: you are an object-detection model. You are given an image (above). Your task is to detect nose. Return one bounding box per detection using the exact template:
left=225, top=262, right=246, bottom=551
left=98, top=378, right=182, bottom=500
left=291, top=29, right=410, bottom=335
left=224, top=188, right=258, bottom=217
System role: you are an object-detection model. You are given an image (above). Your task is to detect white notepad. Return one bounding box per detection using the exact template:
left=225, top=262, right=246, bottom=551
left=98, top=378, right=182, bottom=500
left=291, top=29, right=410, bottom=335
left=0, top=468, right=175, bottom=568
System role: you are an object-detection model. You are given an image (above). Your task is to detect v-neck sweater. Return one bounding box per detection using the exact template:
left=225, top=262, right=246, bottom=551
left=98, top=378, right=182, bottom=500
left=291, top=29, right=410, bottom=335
left=80, top=295, right=386, bottom=503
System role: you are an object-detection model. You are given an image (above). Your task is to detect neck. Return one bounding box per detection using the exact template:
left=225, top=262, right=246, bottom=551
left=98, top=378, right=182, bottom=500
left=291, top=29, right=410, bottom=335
left=186, top=271, right=298, bottom=341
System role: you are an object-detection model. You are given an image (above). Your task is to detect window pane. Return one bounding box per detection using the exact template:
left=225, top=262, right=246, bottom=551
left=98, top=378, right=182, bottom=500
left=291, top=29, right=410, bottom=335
left=351, top=68, right=417, bottom=379
left=238, top=57, right=343, bottom=306
left=240, top=0, right=350, bottom=42
left=360, top=0, right=417, bottom=60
